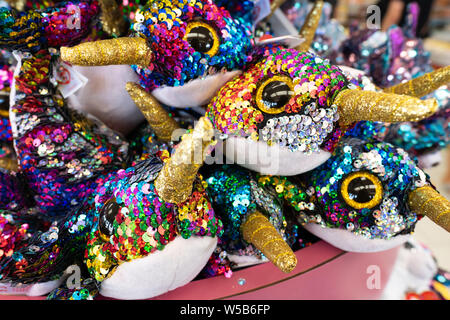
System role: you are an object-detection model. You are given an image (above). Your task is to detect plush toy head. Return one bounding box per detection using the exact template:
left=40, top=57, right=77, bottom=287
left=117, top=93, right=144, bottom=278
left=201, top=0, right=438, bottom=177
left=61, top=0, right=255, bottom=108
left=296, top=137, right=450, bottom=252
left=131, top=0, right=254, bottom=89
left=205, top=46, right=438, bottom=176
left=85, top=158, right=222, bottom=299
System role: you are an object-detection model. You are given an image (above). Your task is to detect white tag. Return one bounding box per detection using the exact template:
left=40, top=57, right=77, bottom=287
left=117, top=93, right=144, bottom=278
left=253, top=0, right=271, bottom=26
left=53, top=61, right=89, bottom=99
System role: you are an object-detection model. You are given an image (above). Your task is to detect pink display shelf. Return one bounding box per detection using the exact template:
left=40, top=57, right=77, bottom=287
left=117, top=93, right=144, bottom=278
left=0, top=241, right=400, bottom=300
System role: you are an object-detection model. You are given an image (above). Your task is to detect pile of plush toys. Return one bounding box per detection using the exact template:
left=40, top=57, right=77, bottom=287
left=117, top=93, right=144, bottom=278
left=0, top=0, right=448, bottom=300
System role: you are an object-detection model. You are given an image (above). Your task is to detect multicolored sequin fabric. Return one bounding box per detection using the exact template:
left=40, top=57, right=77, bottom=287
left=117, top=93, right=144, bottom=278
left=204, top=165, right=286, bottom=255
left=12, top=49, right=128, bottom=216
left=347, top=117, right=450, bottom=160
left=0, top=1, right=100, bottom=52
left=0, top=198, right=97, bottom=284
left=207, top=48, right=351, bottom=153
left=281, top=0, right=345, bottom=59
left=0, top=208, right=46, bottom=264
left=131, top=0, right=255, bottom=90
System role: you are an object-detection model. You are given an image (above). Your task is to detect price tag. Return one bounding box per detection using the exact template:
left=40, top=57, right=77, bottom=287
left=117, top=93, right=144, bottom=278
left=53, top=61, right=89, bottom=99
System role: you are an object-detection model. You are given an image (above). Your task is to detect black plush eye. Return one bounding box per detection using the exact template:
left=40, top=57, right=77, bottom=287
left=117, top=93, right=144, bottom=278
left=98, top=199, right=120, bottom=242
left=340, top=172, right=383, bottom=209
left=256, top=75, right=294, bottom=114
left=184, top=21, right=219, bottom=56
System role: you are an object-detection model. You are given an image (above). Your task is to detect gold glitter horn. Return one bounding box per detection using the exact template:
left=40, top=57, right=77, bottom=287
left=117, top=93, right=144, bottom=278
left=334, top=89, right=439, bottom=126
left=60, top=37, right=152, bottom=67
left=98, top=0, right=129, bottom=37
left=0, top=157, right=18, bottom=172
left=241, top=211, right=297, bottom=273
left=408, top=186, right=450, bottom=233
left=5, top=0, right=26, bottom=11
left=126, top=82, right=180, bottom=142
left=383, top=65, right=450, bottom=98
left=154, top=117, right=215, bottom=204
left=295, top=0, right=324, bottom=52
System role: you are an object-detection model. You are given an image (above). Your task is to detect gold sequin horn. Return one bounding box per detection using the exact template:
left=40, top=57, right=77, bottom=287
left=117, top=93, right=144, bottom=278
left=295, top=0, right=324, bottom=52
left=126, top=82, right=180, bottom=142
left=383, top=65, right=450, bottom=98
left=408, top=186, right=450, bottom=232
left=241, top=211, right=297, bottom=273
left=60, top=37, right=152, bottom=67
left=154, top=117, right=215, bottom=204
left=334, top=89, right=439, bottom=126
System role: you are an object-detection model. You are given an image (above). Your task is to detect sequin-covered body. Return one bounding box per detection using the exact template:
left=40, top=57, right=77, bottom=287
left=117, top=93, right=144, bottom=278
left=347, top=116, right=450, bottom=160
left=131, top=0, right=255, bottom=90
left=281, top=0, right=345, bottom=59
left=0, top=208, right=47, bottom=264
left=0, top=49, right=18, bottom=174
left=11, top=50, right=127, bottom=216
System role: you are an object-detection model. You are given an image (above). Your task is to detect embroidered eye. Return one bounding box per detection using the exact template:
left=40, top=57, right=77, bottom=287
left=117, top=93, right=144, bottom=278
left=340, top=172, right=383, bottom=210
left=98, top=199, right=120, bottom=242
left=256, top=75, right=294, bottom=114
left=184, top=21, right=220, bottom=57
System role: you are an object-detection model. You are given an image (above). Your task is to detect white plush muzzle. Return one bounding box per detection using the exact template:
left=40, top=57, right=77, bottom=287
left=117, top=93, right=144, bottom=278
left=217, top=137, right=332, bottom=176
left=99, top=236, right=218, bottom=300
left=303, top=223, right=411, bottom=253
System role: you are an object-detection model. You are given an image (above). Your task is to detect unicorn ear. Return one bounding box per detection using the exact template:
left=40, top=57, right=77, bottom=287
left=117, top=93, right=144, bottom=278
left=334, top=89, right=438, bottom=126
left=383, top=65, right=450, bottom=98
left=60, top=37, right=152, bottom=67
left=295, top=0, right=324, bottom=52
